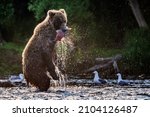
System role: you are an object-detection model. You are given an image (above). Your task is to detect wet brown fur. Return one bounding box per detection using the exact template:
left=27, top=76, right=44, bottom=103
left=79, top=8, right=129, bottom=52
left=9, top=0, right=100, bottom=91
left=22, top=9, right=68, bottom=91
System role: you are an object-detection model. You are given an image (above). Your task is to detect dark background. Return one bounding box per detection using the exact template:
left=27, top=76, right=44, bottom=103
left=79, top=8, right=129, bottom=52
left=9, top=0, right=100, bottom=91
left=0, top=0, right=150, bottom=76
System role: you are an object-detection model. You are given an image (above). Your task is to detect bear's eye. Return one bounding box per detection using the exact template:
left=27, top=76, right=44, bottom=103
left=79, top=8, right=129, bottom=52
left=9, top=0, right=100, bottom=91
left=59, top=17, right=65, bottom=23
left=63, top=19, right=66, bottom=23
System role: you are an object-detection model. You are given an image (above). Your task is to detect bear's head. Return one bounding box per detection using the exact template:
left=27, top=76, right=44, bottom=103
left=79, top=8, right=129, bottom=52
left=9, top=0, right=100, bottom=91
left=47, top=9, right=71, bottom=41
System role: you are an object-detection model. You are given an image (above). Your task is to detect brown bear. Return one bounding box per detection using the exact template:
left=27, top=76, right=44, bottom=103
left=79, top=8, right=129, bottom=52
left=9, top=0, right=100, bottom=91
left=22, top=9, right=70, bottom=91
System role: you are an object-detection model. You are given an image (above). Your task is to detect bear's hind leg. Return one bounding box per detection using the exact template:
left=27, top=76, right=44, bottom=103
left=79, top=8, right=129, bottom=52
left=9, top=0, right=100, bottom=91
left=38, top=75, right=50, bottom=91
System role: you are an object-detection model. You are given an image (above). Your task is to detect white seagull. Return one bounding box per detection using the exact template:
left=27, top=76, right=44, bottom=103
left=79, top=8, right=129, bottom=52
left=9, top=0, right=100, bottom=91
left=93, top=71, right=107, bottom=84
left=9, top=73, right=24, bottom=83
left=117, top=73, right=128, bottom=86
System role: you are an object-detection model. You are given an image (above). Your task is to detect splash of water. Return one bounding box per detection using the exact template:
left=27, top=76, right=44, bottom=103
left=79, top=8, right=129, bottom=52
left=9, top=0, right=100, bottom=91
left=54, top=37, right=74, bottom=89
left=55, top=38, right=74, bottom=70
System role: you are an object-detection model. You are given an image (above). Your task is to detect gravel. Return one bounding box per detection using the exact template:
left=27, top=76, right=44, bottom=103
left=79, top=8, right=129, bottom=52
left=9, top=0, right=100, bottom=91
left=0, top=83, right=150, bottom=100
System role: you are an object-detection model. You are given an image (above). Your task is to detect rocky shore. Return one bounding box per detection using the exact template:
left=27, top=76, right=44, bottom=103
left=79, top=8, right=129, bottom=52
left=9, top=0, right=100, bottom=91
left=0, top=79, right=150, bottom=100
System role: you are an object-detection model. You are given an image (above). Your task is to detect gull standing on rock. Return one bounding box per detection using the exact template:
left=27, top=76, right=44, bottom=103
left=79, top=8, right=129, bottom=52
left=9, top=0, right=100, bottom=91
left=93, top=71, right=107, bottom=84
left=117, top=73, right=128, bottom=86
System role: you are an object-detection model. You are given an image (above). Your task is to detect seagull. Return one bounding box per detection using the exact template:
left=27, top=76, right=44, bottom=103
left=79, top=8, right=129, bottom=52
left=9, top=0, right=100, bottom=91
left=9, top=73, right=24, bottom=83
left=93, top=71, right=107, bottom=84
left=117, top=73, right=128, bottom=86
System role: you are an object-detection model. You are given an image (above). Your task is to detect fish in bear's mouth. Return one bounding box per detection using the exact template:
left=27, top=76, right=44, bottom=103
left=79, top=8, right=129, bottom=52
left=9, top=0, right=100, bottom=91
left=55, top=26, right=71, bottom=41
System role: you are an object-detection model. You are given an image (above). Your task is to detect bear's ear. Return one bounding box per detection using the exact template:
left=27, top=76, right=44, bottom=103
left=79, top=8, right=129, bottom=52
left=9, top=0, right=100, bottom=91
left=47, top=10, right=56, bottom=19
left=59, top=9, right=66, bottom=14
left=59, top=9, right=67, bottom=22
